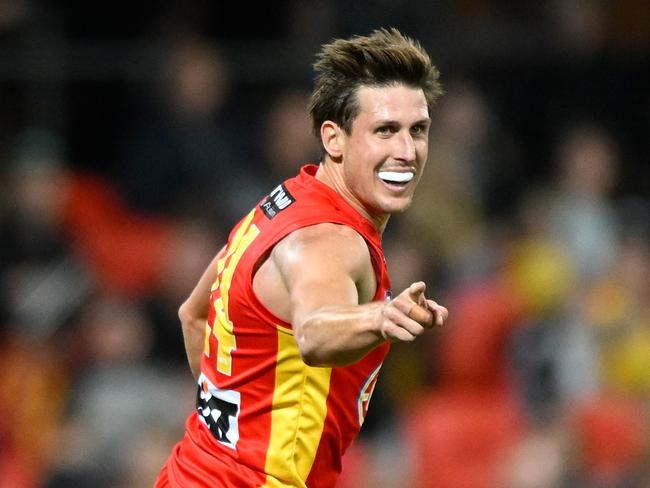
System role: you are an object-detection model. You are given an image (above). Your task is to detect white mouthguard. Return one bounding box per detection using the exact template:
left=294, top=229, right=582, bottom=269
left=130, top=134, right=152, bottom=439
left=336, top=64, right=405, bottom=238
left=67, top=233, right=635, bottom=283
left=377, top=171, right=415, bottom=183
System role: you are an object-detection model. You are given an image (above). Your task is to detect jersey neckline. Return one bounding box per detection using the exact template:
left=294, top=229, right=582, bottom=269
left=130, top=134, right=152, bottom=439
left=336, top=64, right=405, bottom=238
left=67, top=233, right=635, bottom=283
left=296, top=164, right=383, bottom=246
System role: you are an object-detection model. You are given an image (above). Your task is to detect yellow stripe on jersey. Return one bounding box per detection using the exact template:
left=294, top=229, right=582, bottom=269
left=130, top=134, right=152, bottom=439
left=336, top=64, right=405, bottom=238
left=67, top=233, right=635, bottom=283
left=203, top=323, right=211, bottom=356
left=211, top=209, right=260, bottom=375
left=263, top=327, right=332, bottom=487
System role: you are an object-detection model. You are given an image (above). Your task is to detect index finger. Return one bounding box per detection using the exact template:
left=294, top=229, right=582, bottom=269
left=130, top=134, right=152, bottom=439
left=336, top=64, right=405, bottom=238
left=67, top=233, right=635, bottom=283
left=426, top=299, right=449, bottom=327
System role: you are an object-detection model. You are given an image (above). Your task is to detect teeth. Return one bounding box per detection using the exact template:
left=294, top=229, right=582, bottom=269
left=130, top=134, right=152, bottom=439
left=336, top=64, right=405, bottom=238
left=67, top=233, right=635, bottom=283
left=378, top=171, right=414, bottom=183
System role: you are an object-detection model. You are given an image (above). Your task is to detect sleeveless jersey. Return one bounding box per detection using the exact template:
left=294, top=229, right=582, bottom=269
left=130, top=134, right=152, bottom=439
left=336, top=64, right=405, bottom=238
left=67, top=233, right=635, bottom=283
left=159, top=165, right=391, bottom=488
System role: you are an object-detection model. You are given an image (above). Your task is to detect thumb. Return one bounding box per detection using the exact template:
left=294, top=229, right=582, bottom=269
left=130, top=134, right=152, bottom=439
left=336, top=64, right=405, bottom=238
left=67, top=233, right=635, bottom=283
left=407, top=281, right=426, bottom=303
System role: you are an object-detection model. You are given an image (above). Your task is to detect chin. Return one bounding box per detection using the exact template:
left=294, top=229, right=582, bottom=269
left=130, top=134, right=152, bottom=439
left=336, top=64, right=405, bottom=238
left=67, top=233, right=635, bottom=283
left=379, top=198, right=413, bottom=215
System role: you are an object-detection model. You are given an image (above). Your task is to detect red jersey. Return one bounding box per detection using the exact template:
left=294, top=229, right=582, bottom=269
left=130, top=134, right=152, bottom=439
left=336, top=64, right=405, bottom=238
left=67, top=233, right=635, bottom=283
left=158, top=165, right=391, bottom=487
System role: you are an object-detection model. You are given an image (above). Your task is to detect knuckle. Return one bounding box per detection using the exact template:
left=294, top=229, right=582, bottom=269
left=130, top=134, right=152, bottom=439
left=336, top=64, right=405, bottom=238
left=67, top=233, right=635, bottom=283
left=385, top=306, right=401, bottom=322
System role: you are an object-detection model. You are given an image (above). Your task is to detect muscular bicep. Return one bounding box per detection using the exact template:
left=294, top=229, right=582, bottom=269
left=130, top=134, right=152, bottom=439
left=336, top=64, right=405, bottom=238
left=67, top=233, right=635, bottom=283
left=272, top=224, right=375, bottom=326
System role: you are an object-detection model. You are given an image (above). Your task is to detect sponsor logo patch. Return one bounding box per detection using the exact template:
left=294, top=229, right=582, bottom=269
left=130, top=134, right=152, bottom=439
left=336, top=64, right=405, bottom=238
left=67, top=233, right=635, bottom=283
left=358, top=364, right=382, bottom=426
left=196, top=374, right=241, bottom=449
left=260, top=184, right=295, bottom=219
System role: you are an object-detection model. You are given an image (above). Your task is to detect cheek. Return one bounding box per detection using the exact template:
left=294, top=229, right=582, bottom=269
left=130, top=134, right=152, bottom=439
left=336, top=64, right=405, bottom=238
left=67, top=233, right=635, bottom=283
left=346, top=140, right=376, bottom=175
left=416, top=140, right=429, bottom=160
left=344, top=160, right=371, bottom=189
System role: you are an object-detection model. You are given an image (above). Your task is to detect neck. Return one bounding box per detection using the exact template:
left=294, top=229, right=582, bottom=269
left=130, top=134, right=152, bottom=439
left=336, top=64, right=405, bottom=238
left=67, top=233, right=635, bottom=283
left=314, top=160, right=389, bottom=233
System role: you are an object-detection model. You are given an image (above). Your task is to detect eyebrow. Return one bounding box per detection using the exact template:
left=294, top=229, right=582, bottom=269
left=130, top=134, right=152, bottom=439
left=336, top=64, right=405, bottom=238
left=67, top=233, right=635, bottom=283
left=375, top=117, right=431, bottom=126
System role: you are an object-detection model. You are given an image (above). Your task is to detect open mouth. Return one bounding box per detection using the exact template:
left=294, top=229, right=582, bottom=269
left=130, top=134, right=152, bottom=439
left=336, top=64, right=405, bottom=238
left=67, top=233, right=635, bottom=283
left=377, top=170, right=415, bottom=188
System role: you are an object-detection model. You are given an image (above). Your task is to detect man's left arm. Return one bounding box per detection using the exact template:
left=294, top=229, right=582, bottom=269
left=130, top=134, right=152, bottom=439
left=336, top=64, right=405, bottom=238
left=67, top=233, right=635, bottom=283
left=178, top=245, right=226, bottom=379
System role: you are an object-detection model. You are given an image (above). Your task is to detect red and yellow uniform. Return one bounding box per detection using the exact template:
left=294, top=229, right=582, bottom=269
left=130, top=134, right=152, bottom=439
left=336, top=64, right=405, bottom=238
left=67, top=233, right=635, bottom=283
left=157, top=165, right=391, bottom=487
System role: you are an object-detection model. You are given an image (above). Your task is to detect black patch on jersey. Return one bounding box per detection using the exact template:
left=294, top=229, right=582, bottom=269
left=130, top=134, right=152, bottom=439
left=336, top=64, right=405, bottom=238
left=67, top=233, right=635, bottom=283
left=260, top=184, right=295, bottom=219
left=196, top=385, right=239, bottom=446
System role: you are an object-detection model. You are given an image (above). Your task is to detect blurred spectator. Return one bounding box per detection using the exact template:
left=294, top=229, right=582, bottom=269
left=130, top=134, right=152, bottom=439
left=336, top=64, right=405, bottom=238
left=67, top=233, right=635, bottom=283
left=0, top=128, right=91, bottom=339
left=547, top=122, right=621, bottom=283
left=118, top=34, right=261, bottom=227
left=256, top=88, right=320, bottom=183
left=507, top=190, right=599, bottom=423
left=44, top=295, right=194, bottom=487
left=402, top=79, right=520, bottom=281
left=0, top=128, right=197, bottom=487
left=0, top=129, right=84, bottom=488
left=583, top=236, right=650, bottom=395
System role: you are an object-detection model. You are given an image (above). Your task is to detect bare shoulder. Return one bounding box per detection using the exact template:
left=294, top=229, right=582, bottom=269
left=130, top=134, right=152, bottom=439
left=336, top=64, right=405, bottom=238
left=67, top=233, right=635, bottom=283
left=252, top=223, right=375, bottom=322
left=266, top=223, right=377, bottom=306
left=272, top=223, right=372, bottom=279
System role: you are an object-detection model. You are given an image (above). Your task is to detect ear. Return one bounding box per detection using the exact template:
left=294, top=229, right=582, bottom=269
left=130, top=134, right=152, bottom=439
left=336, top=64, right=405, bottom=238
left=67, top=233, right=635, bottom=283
left=320, top=121, right=344, bottom=161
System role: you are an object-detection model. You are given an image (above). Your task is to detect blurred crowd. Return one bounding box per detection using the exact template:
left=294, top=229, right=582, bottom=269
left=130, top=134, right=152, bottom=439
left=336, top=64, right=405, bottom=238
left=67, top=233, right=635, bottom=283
left=1, top=1, right=649, bottom=487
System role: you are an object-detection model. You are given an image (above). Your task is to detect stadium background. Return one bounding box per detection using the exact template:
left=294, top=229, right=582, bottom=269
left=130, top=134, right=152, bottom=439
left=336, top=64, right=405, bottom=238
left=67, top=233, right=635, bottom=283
left=1, top=1, right=649, bottom=486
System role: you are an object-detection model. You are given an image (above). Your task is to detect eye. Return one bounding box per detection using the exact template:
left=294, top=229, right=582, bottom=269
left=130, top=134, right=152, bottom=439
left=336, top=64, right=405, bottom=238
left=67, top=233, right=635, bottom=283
left=375, top=125, right=397, bottom=136
left=410, top=124, right=428, bottom=136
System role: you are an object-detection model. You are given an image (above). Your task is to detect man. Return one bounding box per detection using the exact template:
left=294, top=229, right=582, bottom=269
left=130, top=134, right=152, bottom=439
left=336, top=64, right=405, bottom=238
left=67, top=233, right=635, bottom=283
left=156, top=28, right=448, bottom=487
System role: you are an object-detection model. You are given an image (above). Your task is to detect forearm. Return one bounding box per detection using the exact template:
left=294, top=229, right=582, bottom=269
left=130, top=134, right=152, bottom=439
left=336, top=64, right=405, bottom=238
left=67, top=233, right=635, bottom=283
left=179, top=247, right=224, bottom=378
left=180, top=312, right=205, bottom=379
left=294, top=301, right=385, bottom=367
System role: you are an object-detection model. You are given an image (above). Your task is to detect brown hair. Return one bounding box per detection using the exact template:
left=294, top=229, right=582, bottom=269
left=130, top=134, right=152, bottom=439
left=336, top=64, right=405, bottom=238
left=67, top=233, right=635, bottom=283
left=309, top=28, right=442, bottom=140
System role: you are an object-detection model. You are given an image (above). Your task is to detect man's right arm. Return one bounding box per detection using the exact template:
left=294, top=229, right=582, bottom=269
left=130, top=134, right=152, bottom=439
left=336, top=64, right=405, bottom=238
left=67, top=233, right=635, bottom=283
left=271, top=224, right=448, bottom=367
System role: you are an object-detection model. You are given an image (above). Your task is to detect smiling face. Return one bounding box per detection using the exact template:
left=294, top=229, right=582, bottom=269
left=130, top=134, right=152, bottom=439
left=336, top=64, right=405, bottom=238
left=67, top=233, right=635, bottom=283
left=321, top=84, right=430, bottom=228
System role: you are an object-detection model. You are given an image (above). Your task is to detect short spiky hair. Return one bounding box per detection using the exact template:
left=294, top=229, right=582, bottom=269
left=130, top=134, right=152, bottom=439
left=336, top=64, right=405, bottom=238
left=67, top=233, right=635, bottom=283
left=309, top=28, right=442, bottom=140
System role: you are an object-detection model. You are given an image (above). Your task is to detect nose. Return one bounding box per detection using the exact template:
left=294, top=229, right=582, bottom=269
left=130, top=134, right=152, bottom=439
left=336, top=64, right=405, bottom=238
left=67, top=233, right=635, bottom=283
left=394, top=130, right=416, bottom=162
